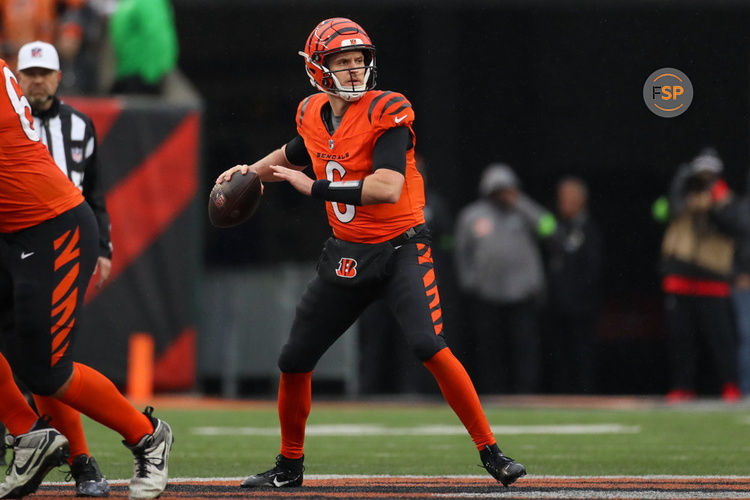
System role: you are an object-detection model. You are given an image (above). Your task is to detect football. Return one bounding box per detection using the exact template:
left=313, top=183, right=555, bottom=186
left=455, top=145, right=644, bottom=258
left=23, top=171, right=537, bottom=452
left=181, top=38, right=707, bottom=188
left=208, top=171, right=262, bottom=228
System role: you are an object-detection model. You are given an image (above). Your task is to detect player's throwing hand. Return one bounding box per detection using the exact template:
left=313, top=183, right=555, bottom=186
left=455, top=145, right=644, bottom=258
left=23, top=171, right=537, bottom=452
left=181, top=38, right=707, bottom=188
left=271, top=165, right=313, bottom=196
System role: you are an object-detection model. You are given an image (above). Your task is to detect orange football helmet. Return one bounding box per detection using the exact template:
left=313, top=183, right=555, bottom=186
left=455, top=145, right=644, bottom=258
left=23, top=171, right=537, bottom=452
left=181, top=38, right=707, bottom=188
left=298, top=18, right=377, bottom=101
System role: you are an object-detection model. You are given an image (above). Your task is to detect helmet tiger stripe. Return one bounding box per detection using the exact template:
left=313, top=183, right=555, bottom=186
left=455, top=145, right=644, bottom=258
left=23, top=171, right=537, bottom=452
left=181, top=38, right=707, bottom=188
left=298, top=18, right=377, bottom=101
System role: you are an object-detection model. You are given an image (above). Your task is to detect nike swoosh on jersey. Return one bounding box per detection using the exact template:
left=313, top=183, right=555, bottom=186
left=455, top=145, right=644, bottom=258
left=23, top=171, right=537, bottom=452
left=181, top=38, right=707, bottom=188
left=21, top=251, right=34, bottom=259
left=394, top=114, right=408, bottom=123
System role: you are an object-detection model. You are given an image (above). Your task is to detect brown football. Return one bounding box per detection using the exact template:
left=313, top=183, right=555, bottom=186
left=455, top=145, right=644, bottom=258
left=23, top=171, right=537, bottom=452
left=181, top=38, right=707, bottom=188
left=208, top=171, right=262, bottom=228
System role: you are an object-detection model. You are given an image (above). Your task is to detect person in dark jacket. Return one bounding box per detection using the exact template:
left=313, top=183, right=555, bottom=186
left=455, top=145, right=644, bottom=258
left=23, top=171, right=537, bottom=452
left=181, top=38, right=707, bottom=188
left=544, top=176, right=603, bottom=394
left=454, top=163, right=556, bottom=393
left=657, top=149, right=742, bottom=403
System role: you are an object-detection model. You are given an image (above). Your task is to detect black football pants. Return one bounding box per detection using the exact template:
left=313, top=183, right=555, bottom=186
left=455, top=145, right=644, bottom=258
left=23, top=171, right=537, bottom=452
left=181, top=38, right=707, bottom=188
left=278, top=240, right=448, bottom=373
left=0, top=202, right=98, bottom=395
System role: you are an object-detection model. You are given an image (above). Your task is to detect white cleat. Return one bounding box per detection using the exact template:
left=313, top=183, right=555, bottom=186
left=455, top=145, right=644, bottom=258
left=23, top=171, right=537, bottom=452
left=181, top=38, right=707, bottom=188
left=0, top=418, right=70, bottom=499
left=123, top=407, right=173, bottom=499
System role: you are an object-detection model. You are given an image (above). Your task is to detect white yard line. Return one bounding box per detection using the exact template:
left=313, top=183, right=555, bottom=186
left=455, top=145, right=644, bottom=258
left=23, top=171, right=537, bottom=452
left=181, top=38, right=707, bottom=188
left=191, top=423, right=641, bottom=436
left=42, top=474, right=750, bottom=485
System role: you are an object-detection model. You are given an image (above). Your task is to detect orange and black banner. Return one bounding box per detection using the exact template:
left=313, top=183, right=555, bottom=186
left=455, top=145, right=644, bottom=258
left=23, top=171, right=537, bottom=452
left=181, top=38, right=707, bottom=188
left=65, top=97, right=201, bottom=391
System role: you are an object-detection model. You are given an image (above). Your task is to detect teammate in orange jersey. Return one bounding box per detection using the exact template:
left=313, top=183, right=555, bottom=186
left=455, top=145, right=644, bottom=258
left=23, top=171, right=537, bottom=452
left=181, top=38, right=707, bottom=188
left=217, top=17, right=527, bottom=489
left=0, top=57, right=172, bottom=499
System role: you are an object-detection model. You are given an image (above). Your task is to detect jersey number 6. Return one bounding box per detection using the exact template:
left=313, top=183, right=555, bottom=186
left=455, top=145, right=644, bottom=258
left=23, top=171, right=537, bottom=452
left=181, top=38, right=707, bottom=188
left=3, top=67, right=39, bottom=142
left=326, top=160, right=355, bottom=223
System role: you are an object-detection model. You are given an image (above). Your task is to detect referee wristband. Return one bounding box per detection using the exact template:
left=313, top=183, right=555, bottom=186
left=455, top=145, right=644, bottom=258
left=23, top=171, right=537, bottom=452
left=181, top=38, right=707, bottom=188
left=311, top=179, right=363, bottom=206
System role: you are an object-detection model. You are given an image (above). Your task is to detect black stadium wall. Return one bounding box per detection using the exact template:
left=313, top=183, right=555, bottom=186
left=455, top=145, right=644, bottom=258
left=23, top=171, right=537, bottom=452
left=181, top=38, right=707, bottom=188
left=172, top=0, right=750, bottom=394
left=59, top=1, right=749, bottom=396
left=66, top=97, right=202, bottom=391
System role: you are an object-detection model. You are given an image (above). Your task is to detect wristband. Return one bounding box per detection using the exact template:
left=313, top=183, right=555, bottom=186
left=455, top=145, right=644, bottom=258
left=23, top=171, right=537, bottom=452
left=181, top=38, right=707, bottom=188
left=311, top=179, right=363, bottom=205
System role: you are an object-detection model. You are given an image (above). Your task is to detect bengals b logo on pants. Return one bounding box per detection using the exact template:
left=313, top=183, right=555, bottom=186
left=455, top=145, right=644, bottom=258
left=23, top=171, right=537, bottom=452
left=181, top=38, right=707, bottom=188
left=336, top=258, right=357, bottom=278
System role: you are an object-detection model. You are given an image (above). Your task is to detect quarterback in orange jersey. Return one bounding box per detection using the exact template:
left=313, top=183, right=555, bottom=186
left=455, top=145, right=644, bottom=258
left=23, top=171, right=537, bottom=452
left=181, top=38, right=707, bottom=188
left=0, top=58, right=172, bottom=499
left=217, top=18, right=526, bottom=489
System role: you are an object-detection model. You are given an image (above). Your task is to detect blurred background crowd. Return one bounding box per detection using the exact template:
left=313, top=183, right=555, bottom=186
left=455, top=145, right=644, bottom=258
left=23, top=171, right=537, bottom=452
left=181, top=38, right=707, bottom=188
left=0, top=0, right=181, bottom=95
left=7, top=0, right=750, bottom=401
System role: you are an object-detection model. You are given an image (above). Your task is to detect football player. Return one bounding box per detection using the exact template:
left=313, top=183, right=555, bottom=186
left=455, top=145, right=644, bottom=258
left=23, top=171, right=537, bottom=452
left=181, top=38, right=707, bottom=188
left=0, top=57, right=172, bottom=499
left=217, top=17, right=526, bottom=489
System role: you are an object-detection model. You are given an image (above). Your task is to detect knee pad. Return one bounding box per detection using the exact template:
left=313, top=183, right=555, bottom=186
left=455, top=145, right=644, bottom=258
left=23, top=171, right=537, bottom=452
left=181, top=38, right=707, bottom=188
left=411, top=333, right=448, bottom=362
left=278, top=343, right=318, bottom=373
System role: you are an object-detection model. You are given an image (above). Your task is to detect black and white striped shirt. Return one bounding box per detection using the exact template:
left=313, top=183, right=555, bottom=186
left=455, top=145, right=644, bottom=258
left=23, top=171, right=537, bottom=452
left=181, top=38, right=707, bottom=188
left=32, top=97, right=112, bottom=258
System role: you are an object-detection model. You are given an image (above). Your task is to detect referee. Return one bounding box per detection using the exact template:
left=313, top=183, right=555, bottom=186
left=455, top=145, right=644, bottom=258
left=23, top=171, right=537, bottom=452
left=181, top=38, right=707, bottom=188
left=16, top=41, right=112, bottom=288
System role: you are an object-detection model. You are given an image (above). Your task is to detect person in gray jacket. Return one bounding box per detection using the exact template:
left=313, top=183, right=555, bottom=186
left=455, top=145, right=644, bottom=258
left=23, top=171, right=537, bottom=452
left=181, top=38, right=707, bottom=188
left=455, top=163, right=556, bottom=393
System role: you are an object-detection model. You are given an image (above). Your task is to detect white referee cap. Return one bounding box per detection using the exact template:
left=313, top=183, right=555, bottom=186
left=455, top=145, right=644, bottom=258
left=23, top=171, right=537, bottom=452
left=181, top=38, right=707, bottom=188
left=17, top=41, right=60, bottom=71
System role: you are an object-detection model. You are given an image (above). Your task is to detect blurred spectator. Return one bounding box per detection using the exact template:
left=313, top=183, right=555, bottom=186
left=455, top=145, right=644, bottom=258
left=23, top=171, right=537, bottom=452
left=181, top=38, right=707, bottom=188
left=58, top=1, right=107, bottom=94
left=0, top=0, right=96, bottom=92
left=731, top=171, right=750, bottom=396
left=108, top=0, right=177, bottom=94
left=357, top=155, right=453, bottom=395
left=655, top=149, right=742, bottom=402
left=543, top=176, right=603, bottom=394
left=454, top=163, right=556, bottom=393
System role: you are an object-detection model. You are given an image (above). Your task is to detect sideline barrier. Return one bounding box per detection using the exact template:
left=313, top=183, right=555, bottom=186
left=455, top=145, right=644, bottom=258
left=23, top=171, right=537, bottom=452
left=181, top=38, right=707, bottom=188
left=66, top=96, right=202, bottom=391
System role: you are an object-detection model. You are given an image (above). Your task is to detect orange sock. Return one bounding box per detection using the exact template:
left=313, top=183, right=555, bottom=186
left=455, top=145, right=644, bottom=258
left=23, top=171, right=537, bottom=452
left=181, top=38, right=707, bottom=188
left=424, top=348, right=496, bottom=450
left=278, top=372, right=312, bottom=459
left=34, top=395, right=89, bottom=465
left=0, top=353, right=38, bottom=436
left=58, top=362, right=153, bottom=445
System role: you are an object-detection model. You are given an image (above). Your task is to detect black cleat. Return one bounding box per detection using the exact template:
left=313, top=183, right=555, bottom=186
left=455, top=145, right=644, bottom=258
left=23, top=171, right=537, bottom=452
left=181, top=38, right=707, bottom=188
left=240, top=454, right=304, bottom=488
left=480, top=443, right=526, bottom=487
left=69, top=455, right=110, bottom=497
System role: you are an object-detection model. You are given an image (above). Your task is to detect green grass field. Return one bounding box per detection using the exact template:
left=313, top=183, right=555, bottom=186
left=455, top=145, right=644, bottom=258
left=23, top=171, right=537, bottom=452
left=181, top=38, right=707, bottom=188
left=33, top=400, right=750, bottom=483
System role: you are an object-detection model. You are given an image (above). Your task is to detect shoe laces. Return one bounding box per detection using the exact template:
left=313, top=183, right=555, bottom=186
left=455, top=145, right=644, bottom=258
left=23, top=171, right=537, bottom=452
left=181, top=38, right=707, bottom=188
left=480, top=446, right=511, bottom=473
left=133, top=441, right=156, bottom=478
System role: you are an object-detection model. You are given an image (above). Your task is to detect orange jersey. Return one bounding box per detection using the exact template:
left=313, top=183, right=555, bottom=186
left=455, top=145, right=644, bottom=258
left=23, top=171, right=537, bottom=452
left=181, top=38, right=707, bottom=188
left=296, top=91, right=425, bottom=243
left=0, top=58, right=83, bottom=232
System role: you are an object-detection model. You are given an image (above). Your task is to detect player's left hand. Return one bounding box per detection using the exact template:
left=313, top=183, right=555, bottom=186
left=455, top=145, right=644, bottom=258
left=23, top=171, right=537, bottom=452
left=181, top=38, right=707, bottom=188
left=270, top=165, right=313, bottom=196
left=94, top=256, right=112, bottom=289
